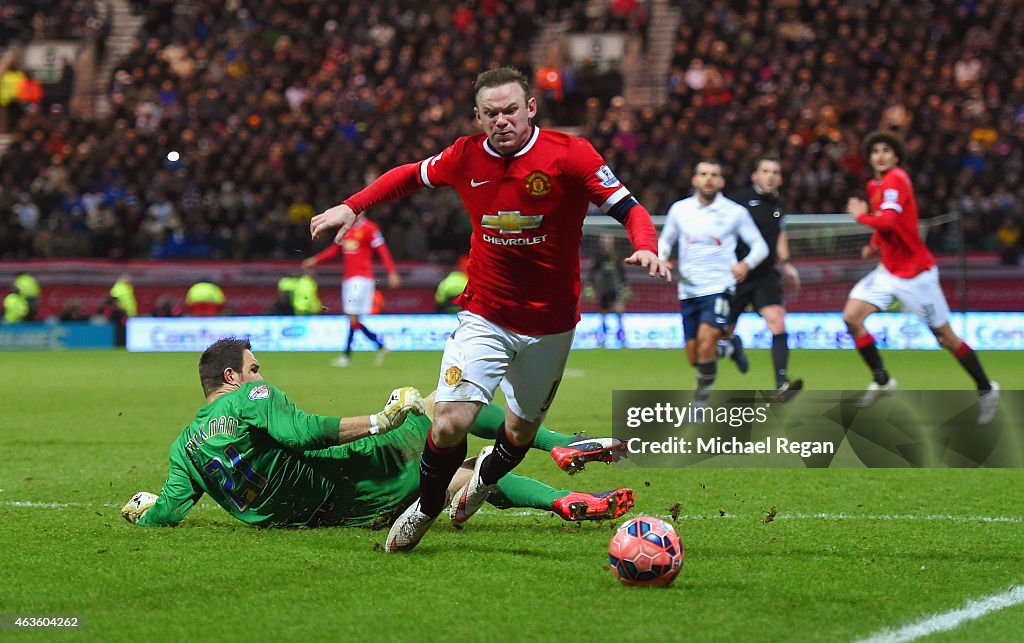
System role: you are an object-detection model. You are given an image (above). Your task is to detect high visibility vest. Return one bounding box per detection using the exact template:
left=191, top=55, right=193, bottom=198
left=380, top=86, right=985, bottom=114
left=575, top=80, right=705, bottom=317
left=0, top=70, right=26, bottom=106
left=110, top=280, right=138, bottom=317
left=3, top=292, right=29, bottom=323
left=14, top=273, right=40, bottom=298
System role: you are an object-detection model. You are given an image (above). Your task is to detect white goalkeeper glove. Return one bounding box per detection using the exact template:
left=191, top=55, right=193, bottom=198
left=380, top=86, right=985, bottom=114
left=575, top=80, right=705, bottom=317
left=370, top=387, right=425, bottom=434
left=121, top=491, right=158, bottom=524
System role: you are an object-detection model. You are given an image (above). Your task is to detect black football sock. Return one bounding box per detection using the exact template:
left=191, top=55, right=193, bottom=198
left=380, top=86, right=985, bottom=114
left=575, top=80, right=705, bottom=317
left=360, top=325, right=384, bottom=349
left=954, top=342, right=991, bottom=391
left=854, top=333, right=889, bottom=384
left=418, top=432, right=467, bottom=517
left=479, top=427, right=531, bottom=486
left=345, top=322, right=358, bottom=356
left=772, top=333, right=790, bottom=386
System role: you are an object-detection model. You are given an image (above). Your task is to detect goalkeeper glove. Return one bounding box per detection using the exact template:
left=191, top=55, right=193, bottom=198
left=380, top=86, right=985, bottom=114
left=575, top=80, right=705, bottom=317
left=121, top=491, right=158, bottom=524
left=370, top=387, right=425, bottom=434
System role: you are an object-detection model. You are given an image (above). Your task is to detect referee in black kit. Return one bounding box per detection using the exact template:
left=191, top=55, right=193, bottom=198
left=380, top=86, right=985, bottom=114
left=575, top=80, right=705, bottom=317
left=721, top=154, right=804, bottom=401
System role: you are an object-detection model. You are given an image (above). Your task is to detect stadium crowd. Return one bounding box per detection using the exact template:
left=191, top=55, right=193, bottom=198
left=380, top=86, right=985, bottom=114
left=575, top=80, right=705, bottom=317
left=0, top=0, right=111, bottom=44
left=0, top=0, right=1021, bottom=264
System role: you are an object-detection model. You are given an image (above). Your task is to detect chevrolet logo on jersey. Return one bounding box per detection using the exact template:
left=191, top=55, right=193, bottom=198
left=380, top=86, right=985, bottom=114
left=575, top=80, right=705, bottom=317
left=481, top=211, right=543, bottom=234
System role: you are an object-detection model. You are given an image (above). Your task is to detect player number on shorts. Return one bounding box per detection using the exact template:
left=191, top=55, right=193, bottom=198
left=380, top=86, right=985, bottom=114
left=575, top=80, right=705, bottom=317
left=714, top=296, right=730, bottom=318
left=922, top=304, right=935, bottom=323
left=202, top=445, right=268, bottom=511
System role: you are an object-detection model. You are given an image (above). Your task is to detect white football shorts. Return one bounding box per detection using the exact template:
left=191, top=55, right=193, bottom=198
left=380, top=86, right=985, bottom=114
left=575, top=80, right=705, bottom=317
left=848, top=265, right=950, bottom=329
left=435, top=311, right=575, bottom=422
left=341, top=276, right=375, bottom=316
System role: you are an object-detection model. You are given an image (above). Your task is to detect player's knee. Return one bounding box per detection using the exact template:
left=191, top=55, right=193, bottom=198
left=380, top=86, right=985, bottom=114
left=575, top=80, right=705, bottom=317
left=697, top=337, right=718, bottom=360
left=842, top=314, right=861, bottom=333
left=430, top=422, right=465, bottom=447
left=762, top=308, right=786, bottom=333
left=430, top=412, right=472, bottom=446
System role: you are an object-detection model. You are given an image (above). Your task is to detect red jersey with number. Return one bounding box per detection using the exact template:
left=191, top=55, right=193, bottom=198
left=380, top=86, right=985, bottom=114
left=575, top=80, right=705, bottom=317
left=858, top=167, right=935, bottom=278
left=419, top=127, right=641, bottom=335
left=308, top=218, right=395, bottom=280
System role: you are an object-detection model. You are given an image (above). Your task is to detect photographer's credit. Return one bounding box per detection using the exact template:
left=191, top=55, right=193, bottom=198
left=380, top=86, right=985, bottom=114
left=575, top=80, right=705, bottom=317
left=626, top=436, right=835, bottom=458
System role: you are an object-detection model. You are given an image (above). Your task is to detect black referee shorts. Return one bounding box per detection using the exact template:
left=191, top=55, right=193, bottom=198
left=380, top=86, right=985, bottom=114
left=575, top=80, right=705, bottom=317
left=728, top=270, right=785, bottom=324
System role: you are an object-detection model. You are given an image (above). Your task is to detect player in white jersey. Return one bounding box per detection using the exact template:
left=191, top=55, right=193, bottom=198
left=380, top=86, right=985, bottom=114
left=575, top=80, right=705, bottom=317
left=658, top=160, right=769, bottom=401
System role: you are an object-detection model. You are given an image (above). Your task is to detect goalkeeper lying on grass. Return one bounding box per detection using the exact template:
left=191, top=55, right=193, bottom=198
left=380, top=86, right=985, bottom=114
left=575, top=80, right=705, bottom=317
left=122, top=337, right=631, bottom=529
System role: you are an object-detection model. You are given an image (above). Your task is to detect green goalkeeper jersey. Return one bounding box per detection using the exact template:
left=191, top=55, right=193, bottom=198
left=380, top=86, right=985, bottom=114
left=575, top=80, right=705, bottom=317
left=139, top=381, right=424, bottom=528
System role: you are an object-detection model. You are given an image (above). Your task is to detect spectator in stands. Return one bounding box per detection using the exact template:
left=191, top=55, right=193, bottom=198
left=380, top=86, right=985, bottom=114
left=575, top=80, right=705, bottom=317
left=151, top=295, right=181, bottom=317
left=1, top=0, right=1022, bottom=264
left=0, top=62, right=27, bottom=132
left=996, top=216, right=1022, bottom=266
left=58, top=298, right=90, bottom=322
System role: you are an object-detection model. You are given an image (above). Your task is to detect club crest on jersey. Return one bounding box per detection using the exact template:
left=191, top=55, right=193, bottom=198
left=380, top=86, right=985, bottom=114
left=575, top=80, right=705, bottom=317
left=443, top=366, right=462, bottom=386
left=248, top=385, right=270, bottom=400
left=524, top=170, right=552, bottom=197
left=481, top=210, right=543, bottom=234
left=595, top=165, right=620, bottom=188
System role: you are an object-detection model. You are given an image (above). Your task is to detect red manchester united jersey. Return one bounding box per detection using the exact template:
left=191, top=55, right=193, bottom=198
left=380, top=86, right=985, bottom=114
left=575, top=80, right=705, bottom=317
left=309, top=218, right=396, bottom=280
left=858, top=167, right=935, bottom=278
left=420, top=127, right=636, bottom=335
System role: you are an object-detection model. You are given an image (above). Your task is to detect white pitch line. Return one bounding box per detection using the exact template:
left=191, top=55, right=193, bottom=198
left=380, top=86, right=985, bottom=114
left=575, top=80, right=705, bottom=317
left=4, top=501, right=1024, bottom=526
left=783, top=512, right=1024, bottom=524
left=857, top=585, right=1024, bottom=643
left=1, top=501, right=71, bottom=508
left=488, top=510, right=1024, bottom=523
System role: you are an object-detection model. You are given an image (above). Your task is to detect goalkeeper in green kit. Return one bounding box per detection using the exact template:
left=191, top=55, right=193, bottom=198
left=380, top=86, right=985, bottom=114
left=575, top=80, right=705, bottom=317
left=122, top=338, right=632, bottom=530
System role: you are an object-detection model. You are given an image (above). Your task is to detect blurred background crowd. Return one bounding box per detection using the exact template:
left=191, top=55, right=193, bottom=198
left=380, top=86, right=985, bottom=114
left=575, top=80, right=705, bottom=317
left=1, top=0, right=1022, bottom=270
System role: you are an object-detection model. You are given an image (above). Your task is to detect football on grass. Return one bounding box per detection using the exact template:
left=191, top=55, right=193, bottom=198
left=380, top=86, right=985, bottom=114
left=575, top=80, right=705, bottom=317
left=608, top=516, right=684, bottom=587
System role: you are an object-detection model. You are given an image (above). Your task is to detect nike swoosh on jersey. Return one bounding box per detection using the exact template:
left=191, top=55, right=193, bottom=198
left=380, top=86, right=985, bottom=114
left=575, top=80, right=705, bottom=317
left=470, top=179, right=491, bottom=187
left=748, top=200, right=760, bottom=206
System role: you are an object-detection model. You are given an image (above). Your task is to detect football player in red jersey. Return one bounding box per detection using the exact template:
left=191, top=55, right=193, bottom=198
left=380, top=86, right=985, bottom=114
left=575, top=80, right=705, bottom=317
left=843, top=130, right=999, bottom=422
left=303, top=217, right=400, bottom=367
left=311, top=67, right=670, bottom=552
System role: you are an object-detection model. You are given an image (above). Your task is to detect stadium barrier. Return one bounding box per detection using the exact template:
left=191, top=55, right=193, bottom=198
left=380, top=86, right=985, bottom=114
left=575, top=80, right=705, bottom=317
left=126, top=312, right=1024, bottom=353
left=3, top=256, right=1021, bottom=319
left=0, top=321, right=115, bottom=350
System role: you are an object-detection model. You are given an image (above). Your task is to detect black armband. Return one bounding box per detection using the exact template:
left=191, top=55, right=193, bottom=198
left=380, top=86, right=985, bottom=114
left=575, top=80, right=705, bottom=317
left=606, top=196, right=640, bottom=223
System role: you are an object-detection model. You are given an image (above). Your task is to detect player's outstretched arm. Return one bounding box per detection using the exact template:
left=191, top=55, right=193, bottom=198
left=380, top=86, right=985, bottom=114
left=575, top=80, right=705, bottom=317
left=625, top=249, right=672, bottom=281
left=310, top=203, right=358, bottom=245
left=126, top=450, right=205, bottom=527
left=311, top=162, right=423, bottom=244
left=335, top=387, right=428, bottom=444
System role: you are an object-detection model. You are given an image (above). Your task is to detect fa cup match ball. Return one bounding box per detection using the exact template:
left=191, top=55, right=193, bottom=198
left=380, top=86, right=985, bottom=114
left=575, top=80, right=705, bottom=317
left=608, top=516, right=684, bottom=587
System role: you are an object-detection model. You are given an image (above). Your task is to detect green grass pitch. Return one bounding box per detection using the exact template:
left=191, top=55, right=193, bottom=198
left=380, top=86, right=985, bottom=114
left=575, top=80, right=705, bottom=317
left=1, top=348, right=1022, bottom=641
